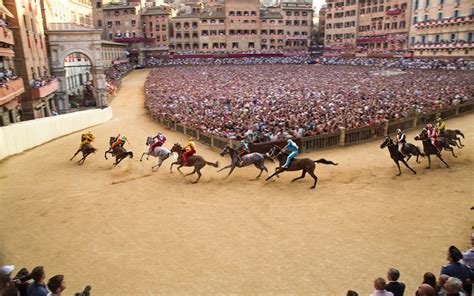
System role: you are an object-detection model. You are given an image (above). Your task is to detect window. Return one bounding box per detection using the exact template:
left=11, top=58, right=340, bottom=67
left=414, top=0, right=419, bottom=10
left=421, top=35, right=426, bottom=43
left=107, top=21, right=112, bottom=28
left=453, top=10, right=459, bottom=17
left=131, top=20, right=136, bottom=26
left=115, top=21, right=120, bottom=26
left=413, top=16, right=418, bottom=23
left=97, top=20, right=102, bottom=27
left=411, top=36, right=416, bottom=44
left=450, top=33, right=456, bottom=41
left=423, top=14, right=428, bottom=21
left=468, top=32, right=474, bottom=42
left=425, top=0, right=429, bottom=7
left=96, top=1, right=101, bottom=8
left=439, top=0, right=444, bottom=5
left=437, top=12, right=442, bottom=19
left=435, top=34, right=440, bottom=42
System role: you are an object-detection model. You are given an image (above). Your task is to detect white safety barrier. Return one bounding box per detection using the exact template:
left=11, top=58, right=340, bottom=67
left=0, top=107, right=113, bottom=160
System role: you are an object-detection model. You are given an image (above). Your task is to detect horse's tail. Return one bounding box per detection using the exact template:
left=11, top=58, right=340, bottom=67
left=314, top=158, right=338, bottom=166
left=455, top=130, right=465, bottom=138
left=207, top=161, right=219, bottom=168
left=263, top=153, right=275, bottom=163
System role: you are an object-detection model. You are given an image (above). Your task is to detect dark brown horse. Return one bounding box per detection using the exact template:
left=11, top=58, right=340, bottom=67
left=380, top=137, right=417, bottom=176
left=170, top=143, right=219, bottom=183
left=265, top=146, right=338, bottom=189
left=414, top=129, right=450, bottom=169
left=70, top=144, right=97, bottom=165
left=104, top=136, right=134, bottom=166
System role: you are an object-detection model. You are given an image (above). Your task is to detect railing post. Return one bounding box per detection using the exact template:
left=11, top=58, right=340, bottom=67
left=339, top=127, right=345, bottom=146
left=196, top=129, right=200, bottom=140
left=174, top=121, right=177, bottom=131
left=413, top=112, right=418, bottom=127
left=435, top=104, right=441, bottom=121
left=183, top=125, right=187, bottom=135
left=455, top=105, right=460, bottom=116
left=384, top=119, right=389, bottom=136
left=211, top=136, right=215, bottom=148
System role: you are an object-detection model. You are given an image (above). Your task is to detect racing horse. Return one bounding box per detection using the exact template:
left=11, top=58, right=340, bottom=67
left=170, top=143, right=219, bottom=183
left=414, top=129, right=450, bottom=169
left=140, top=136, right=172, bottom=171
left=104, top=136, right=134, bottom=166
left=380, top=136, right=417, bottom=176
left=444, top=129, right=465, bottom=148
left=265, top=146, right=338, bottom=189
left=218, top=145, right=274, bottom=180
left=69, top=144, right=97, bottom=165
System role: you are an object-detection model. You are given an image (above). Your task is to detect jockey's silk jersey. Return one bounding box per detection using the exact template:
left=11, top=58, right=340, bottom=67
left=287, top=141, right=299, bottom=152
left=184, top=140, right=196, bottom=150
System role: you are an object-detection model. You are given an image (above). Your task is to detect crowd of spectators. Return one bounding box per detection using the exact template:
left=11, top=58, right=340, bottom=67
left=320, top=57, right=473, bottom=70
left=144, top=55, right=311, bottom=67
left=104, top=62, right=133, bottom=96
left=0, top=265, right=90, bottom=296
left=31, top=76, right=56, bottom=89
left=0, top=68, right=18, bottom=89
left=145, top=64, right=473, bottom=142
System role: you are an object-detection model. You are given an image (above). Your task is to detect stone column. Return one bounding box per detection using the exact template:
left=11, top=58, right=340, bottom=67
left=52, top=70, right=69, bottom=113
left=92, top=66, right=108, bottom=108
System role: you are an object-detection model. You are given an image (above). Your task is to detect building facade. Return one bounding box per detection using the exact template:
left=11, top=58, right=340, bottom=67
left=0, top=0, right=25, bottom=126
left=409, top=0, right=474, bottom=57
left=5, top=0, right=57, bottom=120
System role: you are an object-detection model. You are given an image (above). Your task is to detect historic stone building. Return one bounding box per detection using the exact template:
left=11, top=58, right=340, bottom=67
left=141, top=4, right=174, bottom=51
left=409, top=0, right=474, bottom=57
left=0, top=0, right=25, bottom=126
left=324, top=0, right=359, bottom=54
left=281, top=0, right=313, bottom=51
left=4, top=0, right=57, bottom=120
left=261, top=7, right=286, bottom=51
left=224, top=0, right=261, bottom=51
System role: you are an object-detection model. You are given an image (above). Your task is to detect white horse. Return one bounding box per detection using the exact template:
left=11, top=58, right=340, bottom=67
left=140, top=136, right=172, bottom=171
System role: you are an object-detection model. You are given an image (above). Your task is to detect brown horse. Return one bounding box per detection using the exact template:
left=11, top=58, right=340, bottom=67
left=170, top=143, right=219, bottom=183
left=265, top=146, right=338, bottom=189
left=70, top=143, right=97, bottom=165
left=104, top=136, right=134, bottom=166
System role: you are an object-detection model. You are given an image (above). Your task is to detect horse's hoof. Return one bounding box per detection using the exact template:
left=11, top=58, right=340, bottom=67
left=310, top=186, right=316, bottom=189
left=413, top=171, right=417, bottom=175
left=396, top=173, right=401, bottom=176
left=425, top=167, right=430, bottom=169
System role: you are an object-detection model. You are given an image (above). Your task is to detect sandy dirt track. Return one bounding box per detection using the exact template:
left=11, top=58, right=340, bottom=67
left=1, top=69, right=473, bottom=295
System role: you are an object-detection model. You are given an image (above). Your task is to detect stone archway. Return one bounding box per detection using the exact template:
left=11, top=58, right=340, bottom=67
left=47, top=23, right=107, bottom=112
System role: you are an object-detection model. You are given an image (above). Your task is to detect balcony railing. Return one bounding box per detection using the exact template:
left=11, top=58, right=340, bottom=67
left=413, top=15, right=473, bottom=28
left=0, top=78, right=25, bottom=106
left=410, top=42, right=474, bottom=50
left=0, top=27, right=14, bottom=45
left=31, top=78, right=59, bottom=99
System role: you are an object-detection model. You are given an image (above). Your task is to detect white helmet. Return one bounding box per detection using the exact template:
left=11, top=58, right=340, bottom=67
left=396, top=129, right=401, bottom=133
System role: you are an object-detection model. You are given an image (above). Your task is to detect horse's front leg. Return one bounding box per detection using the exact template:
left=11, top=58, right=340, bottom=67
left=104, top=150, right=111, bottom=160
left=177, top=165, right=185, bottom=176
left=169, top=161, right=178, bottom=173
left=70, top=150, right=80, bottom=161
left=140, top=152, right=147, bottom=161
left=225, top=166, right=236, bottom=179
left=266, top=168, right=284, bottom=181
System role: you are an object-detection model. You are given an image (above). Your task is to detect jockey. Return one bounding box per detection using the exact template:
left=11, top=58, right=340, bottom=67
left=183, top=137, right=196, bottom=165
left=78, top=130, right=95, bottom=151
left=237, top=140, right=250, bottom=164
left=111, top=134, right=130, bottom=150
left=427, top=124, right=440, bottom=152
left=395, top=129, right=407, bottom=157
left=281, top=139, right=299, bottom=169
left=149, top=132, right=166, bottom=153
left=436, top=117, right=446, bottom=137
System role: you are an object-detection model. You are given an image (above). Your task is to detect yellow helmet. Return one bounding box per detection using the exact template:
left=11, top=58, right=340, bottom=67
left=188, top=137, right=194, bottom=141
left=437, top=117, right=442, bottom=122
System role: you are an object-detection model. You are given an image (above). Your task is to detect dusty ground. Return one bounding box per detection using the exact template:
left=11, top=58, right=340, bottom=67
left=0, top=69, right=473, bottom=295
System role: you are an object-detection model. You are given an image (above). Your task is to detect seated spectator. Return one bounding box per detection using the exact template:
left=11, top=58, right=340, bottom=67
left=27, top=266, right=47, bottom=296
left=46, top=275, right=65, bottom=296
left=370, top=277, right=394, bottom=296
left=386, top=268, right=405, bottom=296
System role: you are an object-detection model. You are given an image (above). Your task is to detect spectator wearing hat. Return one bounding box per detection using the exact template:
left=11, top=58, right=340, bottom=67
left=441, top=246, right=474, bottom=296
left=46, top=275, right=65, bottom=296
left=386, top=268, right=405, bottom=296
left=370, top=277, right=394, bottom=296
left=27, top=266, right=47, bottom=296
left=13, top=268, right=31, bottom=296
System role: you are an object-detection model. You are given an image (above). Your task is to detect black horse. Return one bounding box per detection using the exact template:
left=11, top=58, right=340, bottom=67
left=104, top=136, right=134, bottom=166
left=414, top=129, right=450, bottom=169
left=265, top=146, right=338, bottom=189
left=380, top=137, right=417, bottom=176
left=398, top=140, right=425, bottom=164
left=443, top=129, right=465, bottom=148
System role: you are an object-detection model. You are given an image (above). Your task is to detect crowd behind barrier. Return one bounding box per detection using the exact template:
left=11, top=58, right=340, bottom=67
left=320, top=57, right=474, bottom=70
left=145, top=64, right=473, bottom=149
left=104, top=62, right=133, bottom=97
left=144, top=55, right=312, bottom=66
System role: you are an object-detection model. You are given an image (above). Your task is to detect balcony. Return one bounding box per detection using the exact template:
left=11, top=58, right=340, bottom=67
left=31, top=78, right=59, bottom=99
left=413, top=15, right=474, bottom=29
left=411, top=42, right=474, bottom=50
left=113, top=37, right=146, bottom=42
left=0, top=78, right=25, bottom=106
left=0, top=27, right=14, bottom=45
